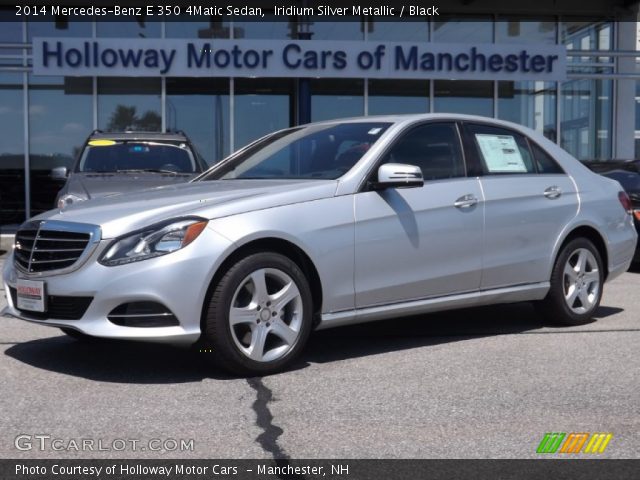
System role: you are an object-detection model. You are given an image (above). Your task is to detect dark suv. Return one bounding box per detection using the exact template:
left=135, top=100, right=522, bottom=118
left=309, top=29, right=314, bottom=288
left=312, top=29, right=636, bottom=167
left=54, top=130, right=208, bottom=209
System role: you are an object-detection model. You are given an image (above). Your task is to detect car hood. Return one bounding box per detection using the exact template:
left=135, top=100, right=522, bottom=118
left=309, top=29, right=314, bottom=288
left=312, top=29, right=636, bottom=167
left=65, top=172, right=197, bottom=199
left=36, top=179, right=338, bottom=238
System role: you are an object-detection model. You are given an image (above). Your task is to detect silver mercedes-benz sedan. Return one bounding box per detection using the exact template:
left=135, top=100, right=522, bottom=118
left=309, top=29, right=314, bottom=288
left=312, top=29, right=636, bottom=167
left=2, top=114, right=637, bottom=375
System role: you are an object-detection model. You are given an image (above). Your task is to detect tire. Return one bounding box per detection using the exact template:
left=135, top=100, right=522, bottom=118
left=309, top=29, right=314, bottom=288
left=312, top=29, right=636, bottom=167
left=60, top=327, right=99, bottom=342
left=202, top=252, right=314, bottom=376
left=536, top=238, right=604, bottom=325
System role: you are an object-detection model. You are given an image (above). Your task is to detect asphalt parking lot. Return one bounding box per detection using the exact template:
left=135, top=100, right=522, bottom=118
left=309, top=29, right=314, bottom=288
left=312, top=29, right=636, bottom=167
left=1, top=250, right=639, bottom=459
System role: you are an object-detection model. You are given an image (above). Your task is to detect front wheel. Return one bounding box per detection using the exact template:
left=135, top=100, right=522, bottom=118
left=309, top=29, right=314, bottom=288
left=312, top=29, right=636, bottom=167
left=536, top=238, right=603, bottom=325
left=203, top=252, right=313, bottom=375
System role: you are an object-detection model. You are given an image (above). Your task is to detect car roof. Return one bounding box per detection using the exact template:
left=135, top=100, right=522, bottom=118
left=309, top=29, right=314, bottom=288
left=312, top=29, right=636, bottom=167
left=310, top=113, right=528, bottom=128
left=89, top=131, right=188, bottom=142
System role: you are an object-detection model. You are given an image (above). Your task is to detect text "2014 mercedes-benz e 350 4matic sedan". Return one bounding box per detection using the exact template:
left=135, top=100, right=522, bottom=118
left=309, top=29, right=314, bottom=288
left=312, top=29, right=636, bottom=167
left=3, top=114, right=637, bottom=375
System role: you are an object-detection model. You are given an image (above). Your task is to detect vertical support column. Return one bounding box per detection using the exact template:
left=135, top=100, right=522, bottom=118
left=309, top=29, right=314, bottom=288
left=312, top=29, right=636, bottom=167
left=92, top=20, right=98, bottom=130
left=492, top=15, right=498, bottom=119
left=429, top=79, right=434, bottom=113
left=161, top=20, right=166, bottom=133
left=614, top=20, right=636, bottom=159
left=161, top=78, right=167, bottom=132
left=297, top=1, right=312, bottom=125
left=298, top=76, right=311, bottom=125
left=229, top=78, right=235, bottom=153
left=92, top=77, right=98, bottom=130
left=230, top=21, right=235, bottom=152
left=22, top=18, right=30, bottom=220
left=555, top=17, right=562, bottom=146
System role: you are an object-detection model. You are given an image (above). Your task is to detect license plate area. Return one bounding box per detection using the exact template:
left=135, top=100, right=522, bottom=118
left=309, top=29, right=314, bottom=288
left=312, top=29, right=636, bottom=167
left=16, top=279, right=46, bottom=312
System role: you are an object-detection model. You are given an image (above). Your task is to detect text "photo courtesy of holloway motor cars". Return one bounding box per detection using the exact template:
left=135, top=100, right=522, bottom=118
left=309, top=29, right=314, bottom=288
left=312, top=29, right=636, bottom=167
left=2, top=114, right=636, bottom=375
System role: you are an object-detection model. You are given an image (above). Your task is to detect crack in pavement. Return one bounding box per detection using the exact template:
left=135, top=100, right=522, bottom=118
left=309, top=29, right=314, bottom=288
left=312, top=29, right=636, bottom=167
left=246, top=378, right=306, bottom=479
left=246, top=377, right=289, bottom=459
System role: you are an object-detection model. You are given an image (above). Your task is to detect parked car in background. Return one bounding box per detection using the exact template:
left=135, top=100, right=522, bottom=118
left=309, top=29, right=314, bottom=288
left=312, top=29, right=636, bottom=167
left=3, top=114, right=637, bottom=375
left=54, top=130, right=207, bottom=209
left=586, top=159, right=640, bottom=264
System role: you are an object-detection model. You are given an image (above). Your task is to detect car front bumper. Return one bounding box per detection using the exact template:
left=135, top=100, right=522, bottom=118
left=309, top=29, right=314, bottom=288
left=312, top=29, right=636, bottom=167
left=2, top=226, right=233, bottom=345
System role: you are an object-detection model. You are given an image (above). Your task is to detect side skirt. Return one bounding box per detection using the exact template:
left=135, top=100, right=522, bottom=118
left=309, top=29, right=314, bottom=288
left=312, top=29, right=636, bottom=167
left=317, top=282, right=550, bottom=330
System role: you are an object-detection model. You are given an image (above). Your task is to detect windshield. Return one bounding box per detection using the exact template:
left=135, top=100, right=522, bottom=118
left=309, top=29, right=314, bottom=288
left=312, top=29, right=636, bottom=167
left=78, top=141, right=197, bottom=173
left=200, top=122, right=391, bottom=181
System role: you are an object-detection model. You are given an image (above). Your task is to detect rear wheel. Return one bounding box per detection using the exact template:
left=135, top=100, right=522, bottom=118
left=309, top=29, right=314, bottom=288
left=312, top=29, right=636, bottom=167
left=203, top=252, right=313, bottom=375
left=536, top=238, right=603, bottom=325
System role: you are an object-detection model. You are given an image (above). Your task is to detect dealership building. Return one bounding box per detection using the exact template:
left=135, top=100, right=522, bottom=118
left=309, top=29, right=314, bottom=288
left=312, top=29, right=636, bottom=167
left=1, top=0, right=640, bottom=228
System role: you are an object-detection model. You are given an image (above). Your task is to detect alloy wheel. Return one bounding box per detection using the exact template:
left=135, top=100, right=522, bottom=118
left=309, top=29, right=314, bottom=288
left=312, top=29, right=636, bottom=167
left=228, top=268, right=304, bottom=363
left=562, top=248, right=600, bottom=314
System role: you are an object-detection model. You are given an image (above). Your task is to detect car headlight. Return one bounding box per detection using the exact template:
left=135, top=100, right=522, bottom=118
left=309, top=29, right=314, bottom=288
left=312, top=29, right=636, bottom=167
left=57, top=193, right=87, bottom=209
left=99, top=218, right=208, bottom=266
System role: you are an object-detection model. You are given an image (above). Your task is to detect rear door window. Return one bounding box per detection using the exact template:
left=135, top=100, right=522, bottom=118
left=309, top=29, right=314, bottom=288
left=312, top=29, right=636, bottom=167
left=530, top=141, right=565, bottom=174
left=466, top=123, right=536, bottom=175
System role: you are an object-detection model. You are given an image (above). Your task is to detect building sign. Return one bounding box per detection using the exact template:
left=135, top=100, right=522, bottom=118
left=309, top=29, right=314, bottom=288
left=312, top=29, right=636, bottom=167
left=33, top=38, right=567, bottom=81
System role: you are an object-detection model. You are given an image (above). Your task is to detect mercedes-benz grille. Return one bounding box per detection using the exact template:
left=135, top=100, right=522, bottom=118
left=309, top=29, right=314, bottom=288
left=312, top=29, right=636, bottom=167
left=13, top=221, right=100, bottom=274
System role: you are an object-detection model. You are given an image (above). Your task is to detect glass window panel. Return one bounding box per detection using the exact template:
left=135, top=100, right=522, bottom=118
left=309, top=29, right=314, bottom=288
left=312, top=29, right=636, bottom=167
left=433, top=16, right=493, bottom=43
left=311, top=79, right=364, bottom=122
left=496, top=18, right=557, bottom=44
left=97, top=17, right=160, bottom=38
left=368, top=19, right=428, bottom=42
left=530, top=141, right=564, bottom=174
left=234, top=16, right=292, bottom=39
left=434, top=80, right=493, bottom=116
left=166, top=16, right=231, bottom=38
left=563, top=21, right=614, bottom=74
left=0, top=11, right=23, bottom=56
left=27, top=17, right=91, bottom=41
left=561, top=79, right=612, bottom=160
left=0, top=72, right=25, bottom=226
left=561, top=20, right=613, bottom=50
left=466, top=123, right=536, bottom=174
left=214, top=122, right=391, bottom=180
left=309, top=19, right=364, bottom=40
left=98, top=78, right=161, bottom=132
left=498, top=81, right=557, bottom=142
left=28, top=75, right=92, bottom=216
left=167, top=78, right=230, bottom=165
left=368, top=80, right=429, bottom=115
left=234, top=78, right=293, bottom=150
left=0, top=11, right=22, bottom=41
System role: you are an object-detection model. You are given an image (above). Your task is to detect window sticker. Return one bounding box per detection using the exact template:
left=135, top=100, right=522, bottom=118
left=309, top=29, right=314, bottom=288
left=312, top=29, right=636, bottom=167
left=475, top=134, right=527, bottom=173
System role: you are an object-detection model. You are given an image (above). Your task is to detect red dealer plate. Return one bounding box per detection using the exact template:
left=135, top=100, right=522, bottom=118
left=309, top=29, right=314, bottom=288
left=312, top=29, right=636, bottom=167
left=16, top=279, right=46, bottom=312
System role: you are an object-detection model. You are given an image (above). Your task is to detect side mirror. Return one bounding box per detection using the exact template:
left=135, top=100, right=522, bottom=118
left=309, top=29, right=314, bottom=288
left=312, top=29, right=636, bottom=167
left=373, top=163, right=424, bottom=190
left=50, top=166, right=68, bottom=180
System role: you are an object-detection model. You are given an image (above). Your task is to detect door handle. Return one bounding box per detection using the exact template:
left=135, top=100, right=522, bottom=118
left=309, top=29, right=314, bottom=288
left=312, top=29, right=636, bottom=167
left=544, top=186, right=562, bottom=199
left=454, top=194, right=478, bottom=209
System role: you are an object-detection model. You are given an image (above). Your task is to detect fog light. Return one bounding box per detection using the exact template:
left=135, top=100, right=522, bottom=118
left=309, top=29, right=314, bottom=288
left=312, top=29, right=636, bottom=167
left=107, top=302, right=179, bottom=327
